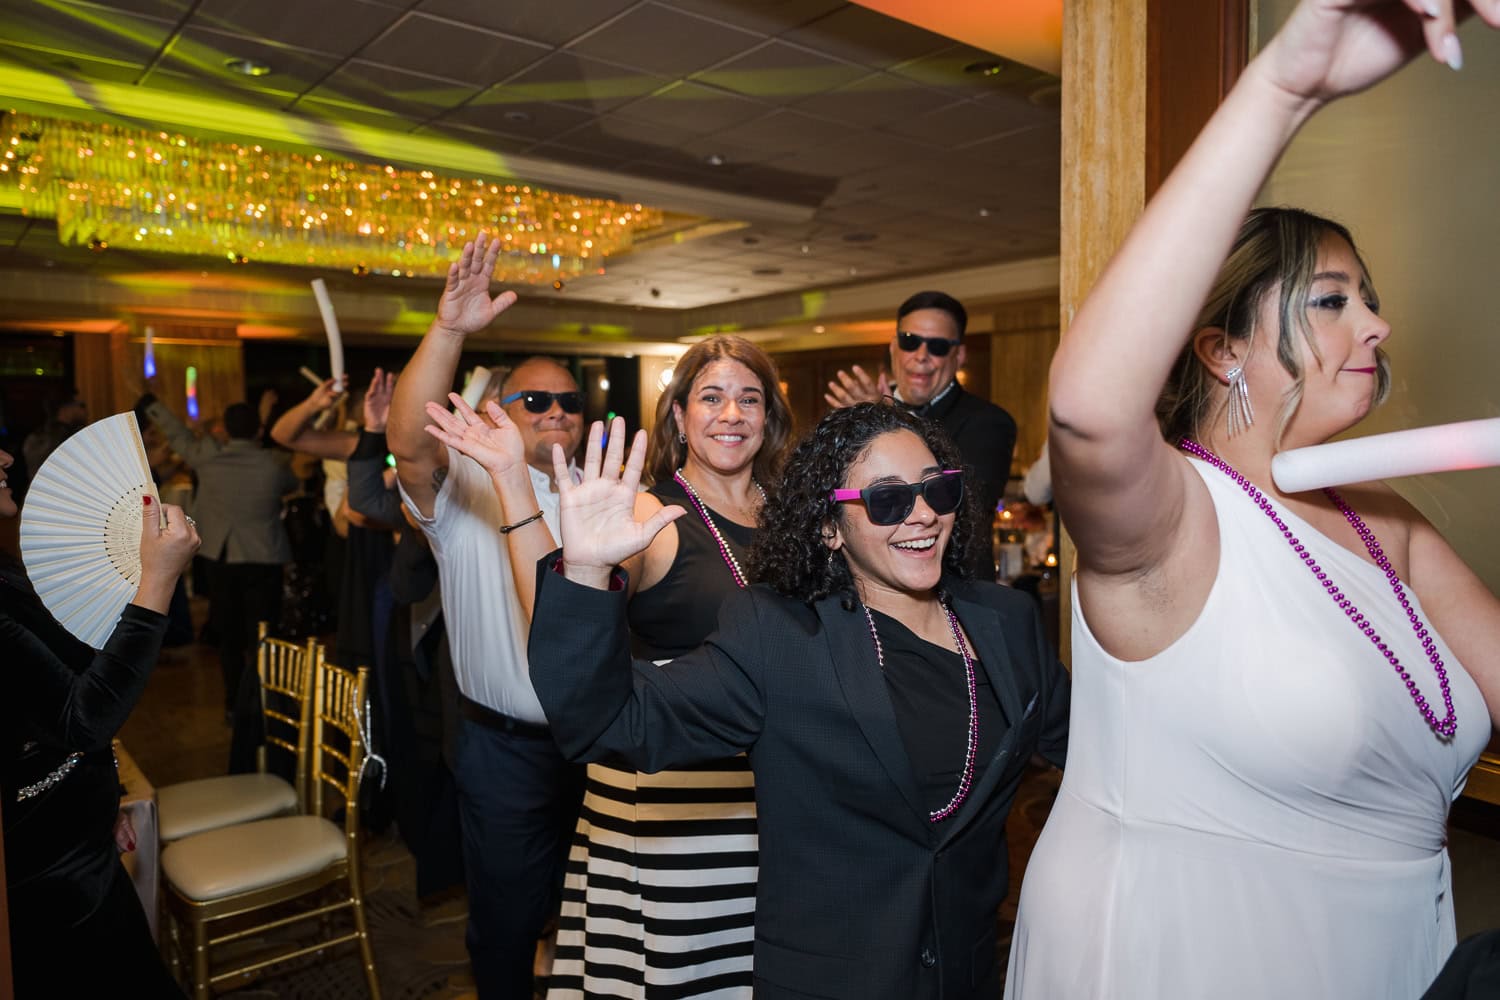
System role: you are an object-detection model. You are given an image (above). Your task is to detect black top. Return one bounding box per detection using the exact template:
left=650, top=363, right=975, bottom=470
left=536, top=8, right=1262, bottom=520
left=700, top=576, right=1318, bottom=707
left=905, top=383, right=1017, bottom=580
left=868, top=608, right=1005, bottom=819
left=1, top=557, right=167, bottom=922
left=628, top=476, right=756, bottom=660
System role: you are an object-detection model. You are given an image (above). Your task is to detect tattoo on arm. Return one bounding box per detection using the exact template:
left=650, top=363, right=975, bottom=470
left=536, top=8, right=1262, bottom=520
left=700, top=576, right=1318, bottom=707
left=432, top=466, right=447, bottom=495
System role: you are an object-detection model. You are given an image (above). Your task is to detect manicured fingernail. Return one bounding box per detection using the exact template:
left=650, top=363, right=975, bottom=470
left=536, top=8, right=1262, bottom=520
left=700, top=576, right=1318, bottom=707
left=142, top=495, right=152, bottom=506
left=1422, top=0, right=1439, bottom=16
left=1443, top=33, right=1463, bottom=71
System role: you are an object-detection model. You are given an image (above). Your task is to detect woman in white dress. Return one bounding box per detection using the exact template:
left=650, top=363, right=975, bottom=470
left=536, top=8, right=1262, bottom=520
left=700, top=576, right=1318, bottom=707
left=1008, top=1, right=1500, bottom=997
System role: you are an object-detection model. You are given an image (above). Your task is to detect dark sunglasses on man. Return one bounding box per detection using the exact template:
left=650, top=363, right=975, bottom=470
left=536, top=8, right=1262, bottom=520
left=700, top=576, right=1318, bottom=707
left=500, top=390, right=584, bottom=414
left=828, top=470, right=964, bottom=525
left=896, top=331, right=960, bottom=357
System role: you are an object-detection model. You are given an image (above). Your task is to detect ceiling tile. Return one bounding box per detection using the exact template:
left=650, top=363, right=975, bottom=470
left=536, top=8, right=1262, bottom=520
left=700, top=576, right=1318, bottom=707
left=497, top=52, right=670, bottom=113
left=653, top=0, right=842, bottom=36
left=791, top=71, right=954, bottom=129
left=0, top=45, right=149, bottom=86
left=59, top=0, right=197, bottom=17
left=783, top=5, right=949, bottom=71
left=158, top=28, right=341, bottom=98
left=693, top=40, right=865, bottom=104
left=706, top=108, right=858, bottom=159
left=192, top=0, right=400, bottom=57
left=414, top=0, right=642, bottom=48
left=768, top=129, right=935, bottom=179
left=541, top=119, right=699, bottom=162
left=358, top=14, right=549, bottom=88
left=609, top=81, right=768, bottom=133
left=292, top=96, right=428, bottom=132
left=304, top=60, right=483, bottom=118
left=889, top=45, right=1058, bottom=102
left=568, top=3, right=763, bottom=78
left=436, top=97, right=598, bottom=142
left=882, top=100, right=1042, bottom=150
left=0, top=3, right=173, bottom=67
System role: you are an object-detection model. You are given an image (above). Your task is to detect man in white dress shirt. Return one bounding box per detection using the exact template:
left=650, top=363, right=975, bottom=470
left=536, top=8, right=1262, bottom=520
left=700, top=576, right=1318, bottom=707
left=387, top=236, right=586, bottom=998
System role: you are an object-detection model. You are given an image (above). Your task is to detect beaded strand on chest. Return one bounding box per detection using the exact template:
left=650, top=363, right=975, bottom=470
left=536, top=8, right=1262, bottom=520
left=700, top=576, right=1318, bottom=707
left=673, top=471, right=762, bottom=590
left=1179, top=439, right=1456, bottom=739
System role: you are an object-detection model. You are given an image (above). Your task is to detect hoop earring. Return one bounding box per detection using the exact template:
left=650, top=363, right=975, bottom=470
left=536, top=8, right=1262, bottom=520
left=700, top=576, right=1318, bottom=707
left=1225, top=365, right=1254, bottom=437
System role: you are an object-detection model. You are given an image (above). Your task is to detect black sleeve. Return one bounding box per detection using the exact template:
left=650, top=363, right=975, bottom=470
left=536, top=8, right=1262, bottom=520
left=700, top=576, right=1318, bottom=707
left=350, top=428, right=389, bottom=462
left=959, top=403, right=1017, bottom=519
left=388, top=528, right=438, bottom=605
left=527, top=551, right=767, bottom=771
left=347, top=455, right=403, bottom=526
left=6, top=604, right=168, bottom=752
left=1030, top=601, right=1070, bottom=769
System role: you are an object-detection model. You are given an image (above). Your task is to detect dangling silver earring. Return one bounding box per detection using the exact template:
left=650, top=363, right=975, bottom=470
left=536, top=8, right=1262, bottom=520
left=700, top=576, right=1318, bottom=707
left=678, top=431, right=687, bottom=444
left=1224, top=365, right=1254, bottom=437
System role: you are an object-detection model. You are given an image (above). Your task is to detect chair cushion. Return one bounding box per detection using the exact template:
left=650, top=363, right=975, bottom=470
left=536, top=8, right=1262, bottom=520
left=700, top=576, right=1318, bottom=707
left=157, top=774, right=299, bottom=842
left=162, top=815, right=347, bottom=902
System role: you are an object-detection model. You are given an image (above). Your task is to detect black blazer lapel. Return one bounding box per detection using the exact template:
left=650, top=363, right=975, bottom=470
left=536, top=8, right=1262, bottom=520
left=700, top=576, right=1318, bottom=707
left=815, top=596, right=929, bottom=830
left=935, top=589, right=1030, bottom=849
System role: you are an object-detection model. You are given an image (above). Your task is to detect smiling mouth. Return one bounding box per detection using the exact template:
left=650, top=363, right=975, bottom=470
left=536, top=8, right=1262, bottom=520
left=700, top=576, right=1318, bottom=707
left=710, top=434, right=745, bottom=443
left=892, top=536, right=937, bottom=552
left=1343, top=367, right=1378, bottom=374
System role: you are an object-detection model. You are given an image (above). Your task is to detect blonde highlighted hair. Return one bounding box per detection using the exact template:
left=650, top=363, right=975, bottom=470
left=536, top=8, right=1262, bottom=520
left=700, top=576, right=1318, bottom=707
left=1157, top=206, right=1391, bottom=448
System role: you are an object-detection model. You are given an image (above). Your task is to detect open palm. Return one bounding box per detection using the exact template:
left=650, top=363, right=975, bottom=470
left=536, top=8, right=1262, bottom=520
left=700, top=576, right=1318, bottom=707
left=436, top=233, right=519, bottom=336
left=555, top=417, right=684, bottom=573
left=423, top=394, right=525, bottom=479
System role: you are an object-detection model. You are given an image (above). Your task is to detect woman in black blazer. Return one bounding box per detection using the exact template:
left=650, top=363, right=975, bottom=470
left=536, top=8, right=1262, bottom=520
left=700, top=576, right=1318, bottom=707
left=470, top=403, right=1067, bottom=999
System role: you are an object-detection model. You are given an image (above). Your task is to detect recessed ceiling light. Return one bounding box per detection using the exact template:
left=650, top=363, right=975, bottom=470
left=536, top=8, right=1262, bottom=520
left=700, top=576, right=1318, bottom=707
left=703, top=153, right=727, bottom=166
left=741, top=236, right=761, bottom=246
left=963, top=59, right=1009, bottom=77
left=224, top=57, right=272, bottom=77
left=978, top=207, right=993, bottom=218
left=503, top=110, right=533, bottom=123
left=813, top=325, right=826, bottom=334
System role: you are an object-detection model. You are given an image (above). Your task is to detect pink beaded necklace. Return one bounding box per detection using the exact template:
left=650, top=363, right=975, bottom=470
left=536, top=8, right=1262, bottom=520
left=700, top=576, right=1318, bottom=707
left=1180, top=439, right=1457, bottom=739
left=861, top=601, right=979, bottom=823
left=673, top=470, right=763, bottom=589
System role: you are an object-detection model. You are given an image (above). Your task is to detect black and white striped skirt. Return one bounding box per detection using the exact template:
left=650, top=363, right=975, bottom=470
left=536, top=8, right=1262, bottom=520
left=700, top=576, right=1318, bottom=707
left=545, top=756, right=758, bottom=999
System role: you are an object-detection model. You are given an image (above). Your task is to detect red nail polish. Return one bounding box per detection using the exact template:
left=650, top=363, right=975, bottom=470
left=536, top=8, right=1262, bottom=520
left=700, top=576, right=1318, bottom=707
left=142, top=495, right=153, bottom=506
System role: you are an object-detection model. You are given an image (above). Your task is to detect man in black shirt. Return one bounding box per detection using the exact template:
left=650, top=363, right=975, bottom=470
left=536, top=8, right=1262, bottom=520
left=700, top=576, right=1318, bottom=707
left=825, top=291, right=1017, bottom=578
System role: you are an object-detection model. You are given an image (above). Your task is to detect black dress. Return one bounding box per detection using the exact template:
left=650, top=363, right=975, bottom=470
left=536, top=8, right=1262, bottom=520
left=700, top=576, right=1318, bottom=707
left=546, top=476, right=758, bottom=999
left=1, top=558, right=184, bottom=997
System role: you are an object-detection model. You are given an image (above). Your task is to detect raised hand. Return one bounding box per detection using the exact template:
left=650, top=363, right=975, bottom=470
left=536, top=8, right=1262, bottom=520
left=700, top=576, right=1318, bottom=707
left=423, top=393, right=525, bottom=480
left=363, top=367, right=396, bottom=431
left=133, top=497, right=200, bottom=613
left=303, top=378, right=344, bottom=413
left=554, top=417, right=684, bottom=585
left=824, top=365, right=890, bottom=409
left=434, top=233, right=519, bottom=338
left=1259, top=0, right=1500, bottom=107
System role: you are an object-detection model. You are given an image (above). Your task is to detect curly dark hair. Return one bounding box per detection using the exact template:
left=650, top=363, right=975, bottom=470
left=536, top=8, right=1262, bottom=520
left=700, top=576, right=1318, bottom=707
left=749, top=403, right=976, bottom=606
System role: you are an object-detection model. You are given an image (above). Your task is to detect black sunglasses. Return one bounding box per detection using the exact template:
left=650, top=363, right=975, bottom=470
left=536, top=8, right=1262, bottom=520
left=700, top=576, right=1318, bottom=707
left=500, top=390, right=584, bottom=414
left=896, top=331, right=960, bottom=357
left=828, top=470, right=964, bottom=525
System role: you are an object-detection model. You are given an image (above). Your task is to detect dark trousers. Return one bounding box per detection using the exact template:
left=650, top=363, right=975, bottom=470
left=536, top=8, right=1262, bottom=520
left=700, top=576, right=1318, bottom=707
left=208, top=557, right=283, bottom=711
left=10, top=857, right=185, bottom=998
left=452, top=699, right=585, bottom=999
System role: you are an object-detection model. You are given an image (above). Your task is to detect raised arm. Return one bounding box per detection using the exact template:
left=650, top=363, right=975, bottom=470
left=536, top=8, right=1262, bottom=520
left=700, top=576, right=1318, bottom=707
left=1048, top=0, right=1484, bottom=576
left=144, top=396, right=222, bottom=469
left=388, top=235, right=516, bottom=518
left=269, top=377, right=357, bottom=460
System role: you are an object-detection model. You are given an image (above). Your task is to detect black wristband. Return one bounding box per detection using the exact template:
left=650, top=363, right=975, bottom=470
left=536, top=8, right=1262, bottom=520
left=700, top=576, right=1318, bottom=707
left=498, top=510, right=545, bottom=535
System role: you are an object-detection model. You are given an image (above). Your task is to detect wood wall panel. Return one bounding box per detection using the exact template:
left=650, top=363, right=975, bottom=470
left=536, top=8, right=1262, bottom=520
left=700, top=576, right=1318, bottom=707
left=82, top=324, right=245, bottom=424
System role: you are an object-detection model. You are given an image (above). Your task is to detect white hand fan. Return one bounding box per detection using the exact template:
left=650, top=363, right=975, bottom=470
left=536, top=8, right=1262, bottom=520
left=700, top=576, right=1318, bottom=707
left=20, top=411, right=161, bottom=648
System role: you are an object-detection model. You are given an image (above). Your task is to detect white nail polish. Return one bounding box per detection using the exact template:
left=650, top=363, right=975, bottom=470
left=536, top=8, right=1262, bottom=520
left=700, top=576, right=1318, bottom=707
left=1443, top=33, right=1464, bottom=71
left=1422, top=0, right=1439, bottom=15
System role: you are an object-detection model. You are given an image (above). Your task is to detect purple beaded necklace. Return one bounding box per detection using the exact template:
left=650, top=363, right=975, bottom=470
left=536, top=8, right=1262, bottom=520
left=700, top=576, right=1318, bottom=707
left=1180, top=439, right=1457, bottom=739
left=861, top=601, right=979, bottom=822
left=673, top=470, right=763, bottom=589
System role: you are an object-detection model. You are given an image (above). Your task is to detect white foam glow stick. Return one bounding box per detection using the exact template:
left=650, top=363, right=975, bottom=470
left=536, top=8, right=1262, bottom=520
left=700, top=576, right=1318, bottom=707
left=1271, top=417, right=1500, bottom=493
left=143, top=326, right=156, bottom=379
left=309, top=279, right=345, bottom=385
left=298, top=366, right=325, bottom=388
left=460, top=366, right=493, bottom=410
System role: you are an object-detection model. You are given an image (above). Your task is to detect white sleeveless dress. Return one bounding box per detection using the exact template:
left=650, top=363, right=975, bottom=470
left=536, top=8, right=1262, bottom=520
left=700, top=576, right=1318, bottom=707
left=1004, top=457, right=1489, bottom=1000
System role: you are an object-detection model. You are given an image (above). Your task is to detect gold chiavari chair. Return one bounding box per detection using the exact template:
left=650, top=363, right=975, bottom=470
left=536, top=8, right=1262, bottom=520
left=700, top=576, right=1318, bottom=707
left=156, top=623, right=315, bottom=843
left=160, top=655, right=381, bottom=999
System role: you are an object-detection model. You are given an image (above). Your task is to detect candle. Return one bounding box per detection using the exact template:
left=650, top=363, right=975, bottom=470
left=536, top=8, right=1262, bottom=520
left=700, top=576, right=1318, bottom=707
left=1271, top=417, right=1500, bottom=493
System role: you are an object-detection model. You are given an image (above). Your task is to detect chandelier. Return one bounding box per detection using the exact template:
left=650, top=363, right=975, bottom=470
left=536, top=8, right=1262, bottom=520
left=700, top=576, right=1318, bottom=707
left=0, top=113, right=667, bottom=282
